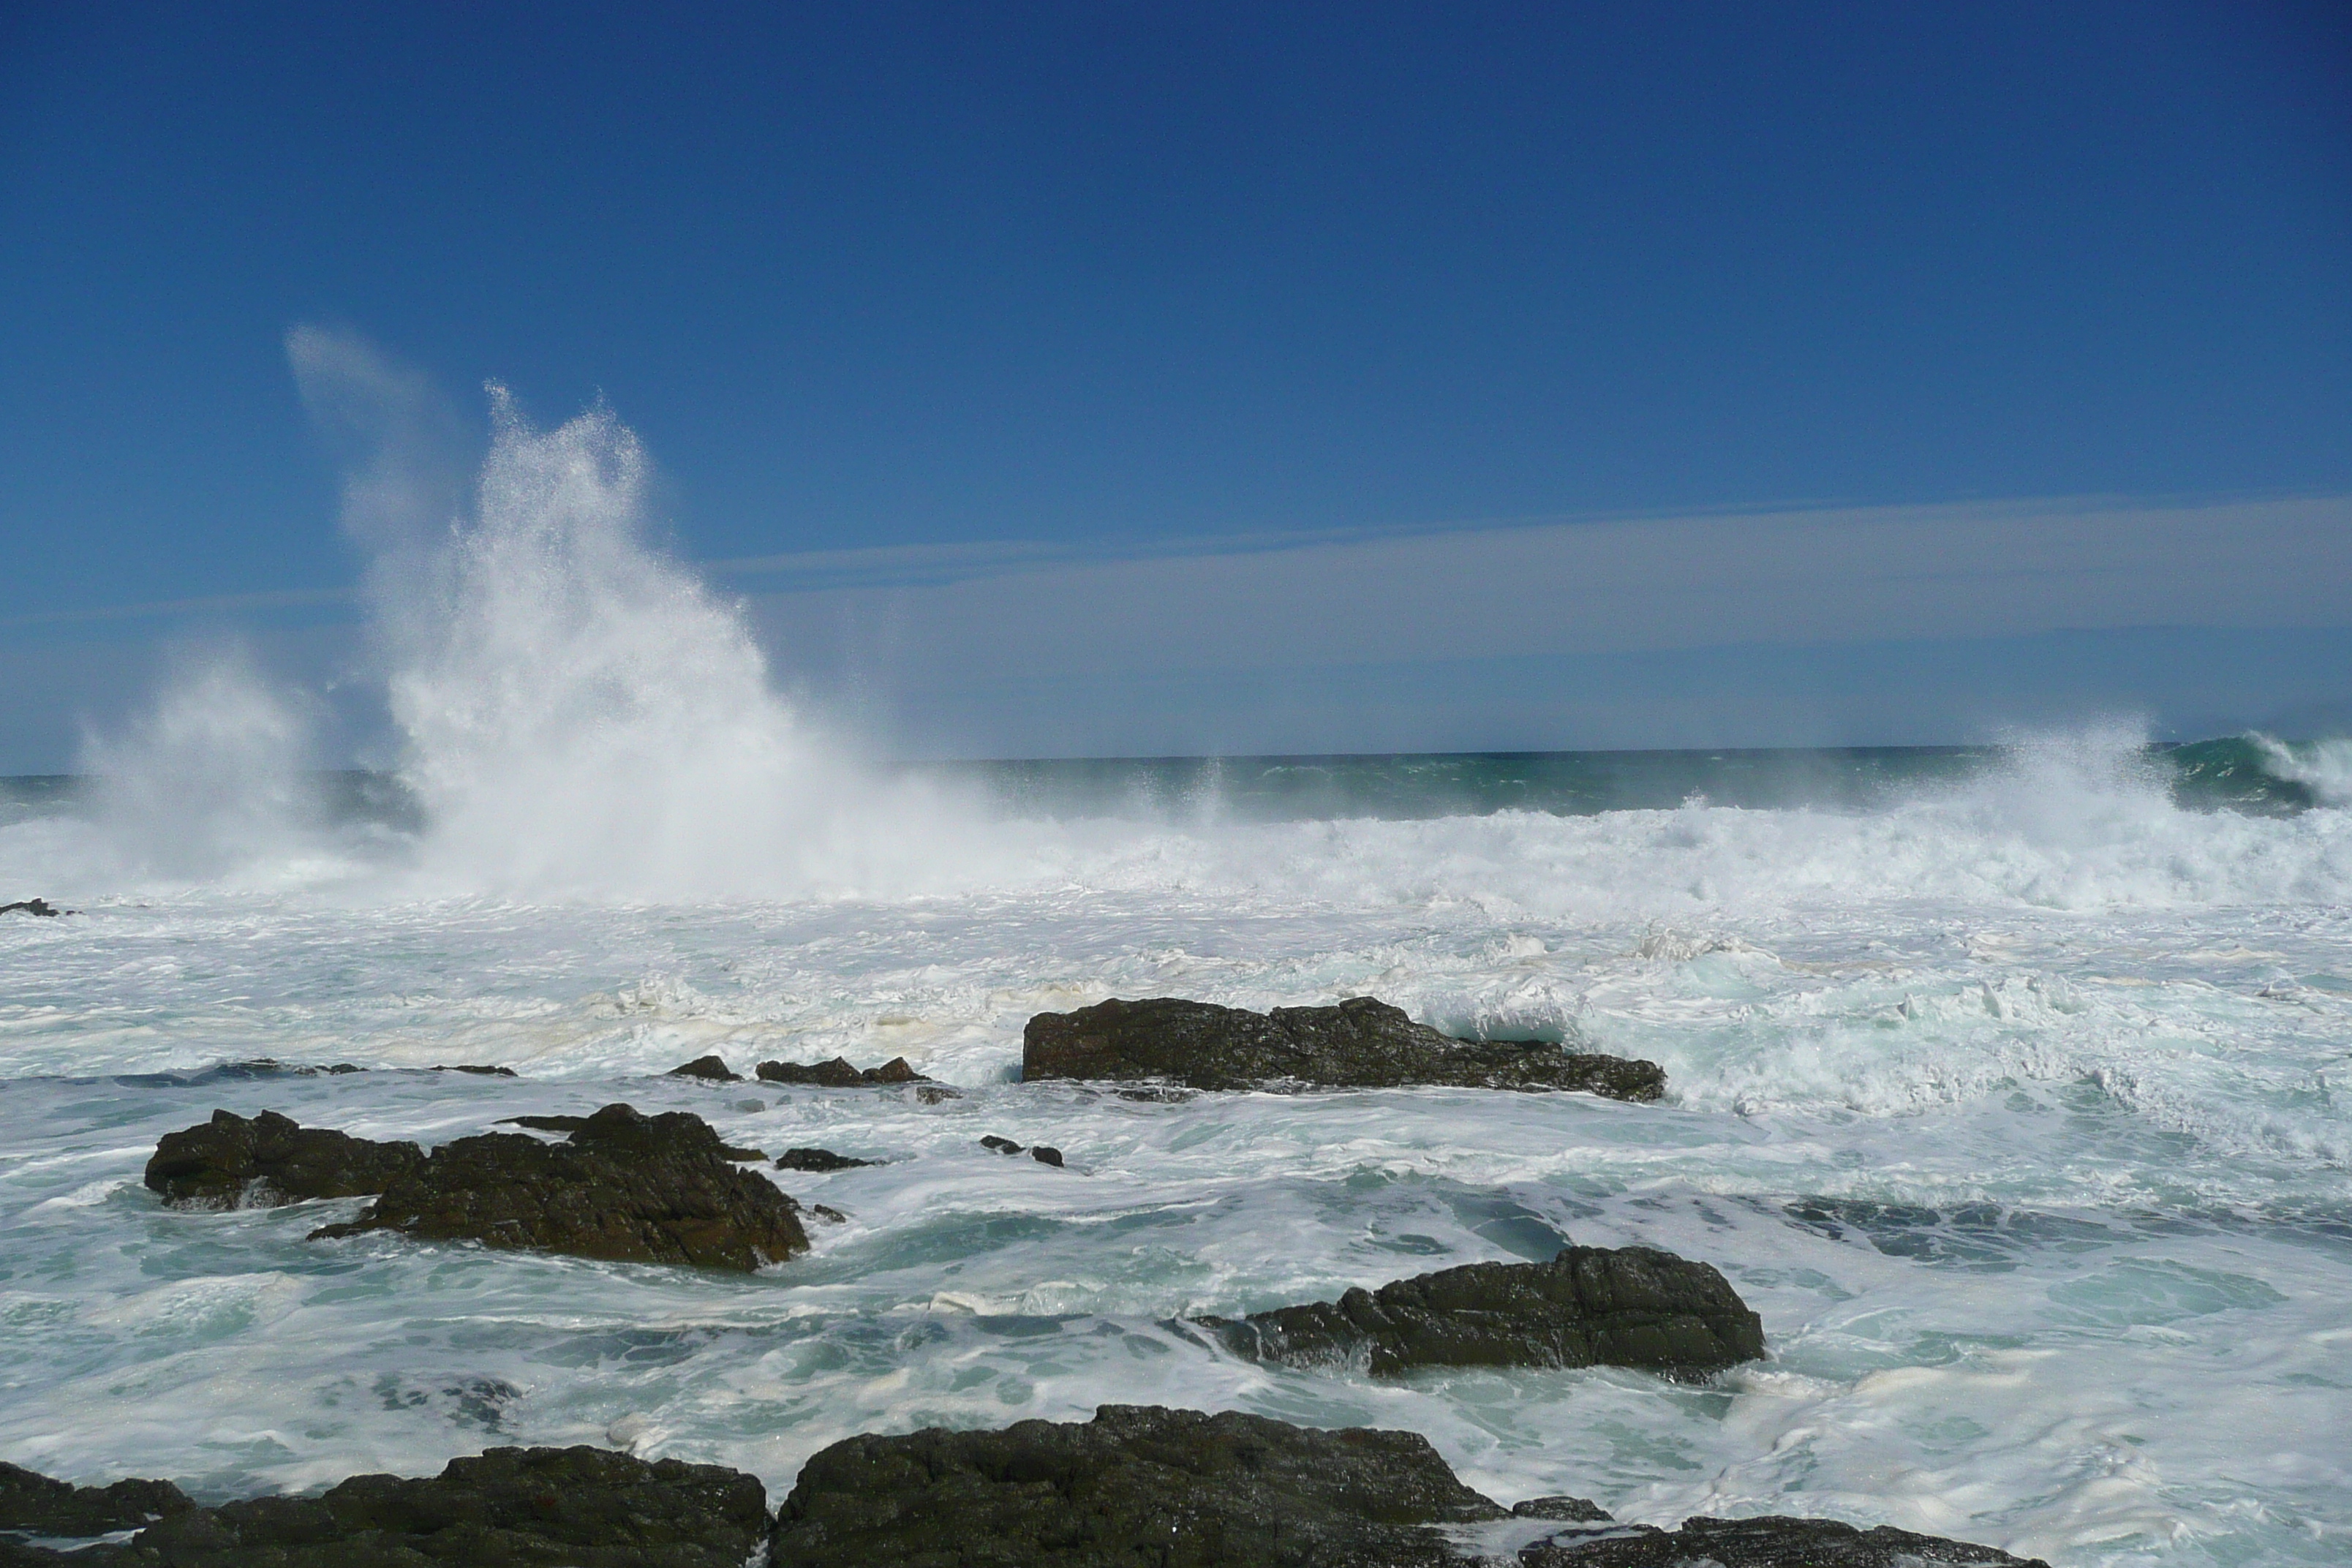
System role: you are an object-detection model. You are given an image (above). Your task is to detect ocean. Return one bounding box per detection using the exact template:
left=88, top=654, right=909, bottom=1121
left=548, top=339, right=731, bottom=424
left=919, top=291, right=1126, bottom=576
left=1, top=402, right=2348, bottom=1566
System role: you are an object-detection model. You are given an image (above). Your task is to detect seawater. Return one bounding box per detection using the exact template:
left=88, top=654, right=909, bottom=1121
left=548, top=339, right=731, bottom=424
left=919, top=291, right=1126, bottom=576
left=2, top=394, right=2349, bottom=1567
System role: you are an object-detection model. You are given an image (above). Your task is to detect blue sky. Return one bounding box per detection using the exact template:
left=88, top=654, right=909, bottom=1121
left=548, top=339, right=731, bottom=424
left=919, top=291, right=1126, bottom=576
left=3, top=2, right=2349, bottom=767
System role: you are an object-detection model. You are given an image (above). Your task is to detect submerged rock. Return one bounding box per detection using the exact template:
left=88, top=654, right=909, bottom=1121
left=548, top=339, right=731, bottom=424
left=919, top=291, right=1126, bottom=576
left=1023, top=997, right=1666, bottom=1099
left=313, top=1104, right=807, bottom=1270
left=1518, top=1512, right=2048, bottom=1566
left=1201, top=1245, right=1764, bottom=1378
left=431, top=1063, right=515, bottom=1077
left=144, top=1109, right=425, bottom=1210
left=774, top=1147, right=882, bottom=1172
left=666, top=1054, right=741, bottom=1082
left=979, top=1134, right=1022, bottom=1154
left=771, top=1403, right=1507, bottom=1568
left=755, top=1055, right=929, bottom=1087
left=0, top=1461, right=192, bottom=1537
left=0, top=1446, right=767, bottom=1568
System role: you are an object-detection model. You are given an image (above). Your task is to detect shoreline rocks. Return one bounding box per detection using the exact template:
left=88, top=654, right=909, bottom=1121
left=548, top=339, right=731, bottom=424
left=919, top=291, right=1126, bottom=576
left=0, top=898, right=65, bottom=917
left=1520, top=1513, right=2048, bottom=1565
left=0, top=1447, right=765, bottom=1568
left=1024, top=996, right=1667, bottom=1099
left=774, top=1147, right=882, bottom=1171
left=312, top=1104, right=808, bottom=1270
left=143, top=1110, right=424, bottom=1210
left=755, top=1055, right=930, bottom=1088
left=666, top=1055, right=741, bottom=1082
left=1199, top=1245, right=1765, bottom=1378
left=0, top=1417, right=2048, bottom=1568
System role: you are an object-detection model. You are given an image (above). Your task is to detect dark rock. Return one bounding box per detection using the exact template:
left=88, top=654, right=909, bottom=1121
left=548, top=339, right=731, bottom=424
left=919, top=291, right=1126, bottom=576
left=1024, top=997, right=1666, bottom=1099
left=145, top=1110, right=426, bottom=1210
left=0, top=898, right=64, bottom=917
left=1030, top=1145, right=1065, bottom=1167
left=431, top=1064, right=515, bottom=1077
left=313, top=1104, right=807, bottom=1270
left=33, top=1445, right=769, bottom=1568
left=810, top=1203, right=848, bottom=1224
left=1518, top=1512, right=2048, bottom=1566
left=771, top=1403, right=1506, bottom=1568
left=497, top=1107, right=767, bottom=1161
left=0, top=1460, right=193, bottom=1536
left=1200, top=1245, right=1763, bottom=1378
left=755, top=1055, right=930, bottom=1087
left=980, top=1134, right=1023, bottom=1155
left=1513, top=1496, right=1613, bottom=1522
left=913, top=1083, right=963, bottom=1104
left=774, top=1147, right=881, bottom=1171
left=666, top=1055, right=741, bottom=1082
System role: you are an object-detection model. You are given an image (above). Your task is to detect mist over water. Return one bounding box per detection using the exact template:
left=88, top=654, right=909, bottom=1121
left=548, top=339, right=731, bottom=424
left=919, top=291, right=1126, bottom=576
left=4, top=382, right=2351, bottom=1567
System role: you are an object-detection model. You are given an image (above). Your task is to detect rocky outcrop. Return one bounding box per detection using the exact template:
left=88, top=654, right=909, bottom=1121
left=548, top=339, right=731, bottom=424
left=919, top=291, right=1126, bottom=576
left=1023, top=997, right=1666, bottom=1099
left=774, top=1147, right=881, bottom=1171
left=1518, top=1512, right=2048, bottom=1566
left=666, top=1055, right=741, bottom=1082
left=144, top=1110, right=425, bottom=1209
left=0, top=1461, right=192, bottom=1537
left=979, top=1134, right=1064, bottom=1166
left=771, top=1404, right=1507, bottom=1568
left=1201, top=1245, right=1764, bottom=1378
left=0, top=1447, right=766, bottom=1567
left=755, top=1055, right=929, bottom=1087
left=312, top=1104, right=807, bottom=1270
left=0, top=898, right=64, bottom=917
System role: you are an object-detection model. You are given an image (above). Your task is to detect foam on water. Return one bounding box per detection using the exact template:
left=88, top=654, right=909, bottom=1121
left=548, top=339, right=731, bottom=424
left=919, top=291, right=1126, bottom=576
left=2, top=388, right=2348, bottom=1567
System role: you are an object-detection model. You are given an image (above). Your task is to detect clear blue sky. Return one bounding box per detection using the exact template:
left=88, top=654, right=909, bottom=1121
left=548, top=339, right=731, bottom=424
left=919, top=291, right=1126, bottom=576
left=4, top=2, right=2350, bottom=766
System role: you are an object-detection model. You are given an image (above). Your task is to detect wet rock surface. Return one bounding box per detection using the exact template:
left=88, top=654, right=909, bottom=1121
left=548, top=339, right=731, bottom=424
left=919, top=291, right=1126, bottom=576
left=431, top=1063, right=515, bottom=1077
left=312, top=1104, right=807, bottom=1270
left=1201, top=1245, right=1765, bottom=1377
left=665, top=1055, right=741, bottom=1082
left=770, top=1403, right=1507, bottom=1568
left=755, top=1055, right=930, bottom=1087
left=1024, top=996, right=1667, bottom=1099
left=774, top=1147, right=881, bottom=1171
left=1518, top=1513, right=2048, bottom=1566
left=0, top=1446, right=766, bottom=1567
left=0, top=1461, right=192, bottom=1537
left=0, top=899, right=64, bottom=917
left=1512, top=1496, right=1613, bottom=1523
left=144, top=1110, right=425, bottom=1210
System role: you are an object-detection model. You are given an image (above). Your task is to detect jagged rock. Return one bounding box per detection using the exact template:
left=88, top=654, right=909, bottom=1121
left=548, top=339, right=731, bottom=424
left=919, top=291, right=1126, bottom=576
left=1200, top=1245, right=1763, bottom=1378
left=770, top=1404, right=1507, bottom=1567
left=755, top=1055, right=930, bottom=1087
left=0, top=898, right=64, bottom=917
left=980, top=1134, right=1023, bottom=1154
left=1513, top=1496, right=1612, bottom=1522
left=774, top=1147, right=881, bottom=1171
left=666, top=1055, right=740, bottom=1082
left=431, top=1063, right=515, bottom=1077
left=144, top=1110, right=425, bottom=1209
left=0, top=1446, right=769, bottom=1567
left=1518, top=1512, right=2048, bottom=1566
left=0, top=1460, right=192, bottom=1537
left=313, top=1104, right=807, bottom=1270
left=1024, top=997, right=1666, bottom=1099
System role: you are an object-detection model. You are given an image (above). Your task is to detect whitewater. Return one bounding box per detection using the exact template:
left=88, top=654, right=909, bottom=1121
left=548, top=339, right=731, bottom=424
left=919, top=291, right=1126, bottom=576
left=2, top=396, right=2349, bottom=1567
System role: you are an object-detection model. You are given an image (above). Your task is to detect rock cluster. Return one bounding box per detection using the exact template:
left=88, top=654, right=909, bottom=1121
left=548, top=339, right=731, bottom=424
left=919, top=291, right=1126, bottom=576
left=754, top=1055, right=929, bottom=1087
left=1202, top=1245, right=1765, bottom=1378
left=0, top=1446, right=765, bottom=1568
left=1, top=1416, right=2046, bottom=1568
left=310, top=1104, right=809, bottom=1270
left=1024, top=996, right=1667, bottom=1099
left=143, top=1109, right=424, bottom=1209
left=980, top=1134, right=1065, bottom=1166
left=0, top=898, right=64, bottom=916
